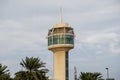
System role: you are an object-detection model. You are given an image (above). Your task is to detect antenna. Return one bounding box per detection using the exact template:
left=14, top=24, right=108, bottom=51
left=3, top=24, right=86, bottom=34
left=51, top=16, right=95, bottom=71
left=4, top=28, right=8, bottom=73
left=74, top=66, right=77, bottom=80
left=60, top=7, right=63, bottom=23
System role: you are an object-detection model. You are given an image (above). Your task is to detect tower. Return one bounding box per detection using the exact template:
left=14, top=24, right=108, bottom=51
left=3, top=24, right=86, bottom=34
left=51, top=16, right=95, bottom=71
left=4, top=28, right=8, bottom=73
left=47, top=15, right=74, bottom=80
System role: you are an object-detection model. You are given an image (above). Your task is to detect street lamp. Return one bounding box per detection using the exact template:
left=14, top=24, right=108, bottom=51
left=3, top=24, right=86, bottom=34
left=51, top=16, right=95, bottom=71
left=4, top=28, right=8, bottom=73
left=105, top=68, right=109, bottom=79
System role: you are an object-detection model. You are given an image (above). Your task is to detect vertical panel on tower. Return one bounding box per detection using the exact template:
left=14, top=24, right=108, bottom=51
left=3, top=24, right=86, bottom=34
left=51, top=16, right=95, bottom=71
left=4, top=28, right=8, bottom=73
left=66, top=51, right=69, bottom=80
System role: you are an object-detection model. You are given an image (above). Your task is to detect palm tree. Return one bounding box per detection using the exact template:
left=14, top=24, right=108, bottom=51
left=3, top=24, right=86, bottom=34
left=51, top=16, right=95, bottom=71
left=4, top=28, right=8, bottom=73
left=106, top=78, right=115, bottom=80
left=78, top=72, right=102, bottom=80
left=0, top=74, right=11, bottom=80
left=14, top=57, right=49, bottom=80
left=0, top=63, right=11, bottom=80
left=14, top=71, right=27, bottom=80
left=0, top=64, right=9, bottom=75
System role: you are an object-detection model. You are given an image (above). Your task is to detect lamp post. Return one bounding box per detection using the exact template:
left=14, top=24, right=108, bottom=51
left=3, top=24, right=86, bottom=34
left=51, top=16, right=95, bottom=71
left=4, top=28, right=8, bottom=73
left=105, top=68, right=109, bottom=79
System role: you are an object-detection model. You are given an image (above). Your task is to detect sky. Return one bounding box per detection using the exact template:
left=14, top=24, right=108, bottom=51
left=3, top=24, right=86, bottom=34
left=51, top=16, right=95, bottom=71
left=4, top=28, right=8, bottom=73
left=0, top=0, right=120, bottom=80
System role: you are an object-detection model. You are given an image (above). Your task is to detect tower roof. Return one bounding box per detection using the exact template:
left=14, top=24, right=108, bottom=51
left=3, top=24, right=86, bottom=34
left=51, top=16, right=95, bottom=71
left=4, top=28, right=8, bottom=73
left=53, top=22, right=70, bottom=28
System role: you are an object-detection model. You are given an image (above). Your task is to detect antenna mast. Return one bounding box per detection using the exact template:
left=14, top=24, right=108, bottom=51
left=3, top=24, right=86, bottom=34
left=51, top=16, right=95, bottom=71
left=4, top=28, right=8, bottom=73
left=60, top=7, right=63, bottom=23
left=74, top=66, right=77, bottom=80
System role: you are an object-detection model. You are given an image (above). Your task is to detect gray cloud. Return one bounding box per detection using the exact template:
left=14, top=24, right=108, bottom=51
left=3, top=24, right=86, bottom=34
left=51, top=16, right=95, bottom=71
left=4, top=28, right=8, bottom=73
left=0, top=0, right=120, bottom=80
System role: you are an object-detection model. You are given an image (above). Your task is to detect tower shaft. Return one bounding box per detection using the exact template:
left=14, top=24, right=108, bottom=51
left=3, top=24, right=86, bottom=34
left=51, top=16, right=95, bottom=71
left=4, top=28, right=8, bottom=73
left=54, top=50, right=69, bottom=80
left=47, top=22, right=74, bottom=80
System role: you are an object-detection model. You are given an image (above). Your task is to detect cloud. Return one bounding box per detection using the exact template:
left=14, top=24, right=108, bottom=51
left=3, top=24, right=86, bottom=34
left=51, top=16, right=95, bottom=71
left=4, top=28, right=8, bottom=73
left=76, top=26, right=119, bottom=44
left=109, top=40, right=120, bottom=55
left=111, top=47, right=120, bottom=54
left=0, top=19, right=47, bottom=56
left=0, top=0, right=120, bottom=80
left=81, top=32, right=118, bottom=44
left=75, top=26, right=120, bottom=56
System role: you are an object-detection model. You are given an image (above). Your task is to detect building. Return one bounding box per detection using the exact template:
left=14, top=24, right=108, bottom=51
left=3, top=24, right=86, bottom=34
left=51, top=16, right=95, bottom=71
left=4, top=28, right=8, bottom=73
left=47, top=17, right=74, bottom=80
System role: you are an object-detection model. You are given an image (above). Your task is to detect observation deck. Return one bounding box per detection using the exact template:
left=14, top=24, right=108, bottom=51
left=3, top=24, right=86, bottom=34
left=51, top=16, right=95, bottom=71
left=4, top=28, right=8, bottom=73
left=47, top=22, right=74, bottom=51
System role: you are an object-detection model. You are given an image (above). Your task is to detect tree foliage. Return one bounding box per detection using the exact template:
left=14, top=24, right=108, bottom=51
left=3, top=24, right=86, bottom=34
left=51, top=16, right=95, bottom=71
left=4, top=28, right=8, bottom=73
left=0, top=63, right=11, bottom=80
left=106, top=78, right=115, bottom=80
left=14, top=57, right=49, bottom=80
left=78, top=72, right=102, bottom=80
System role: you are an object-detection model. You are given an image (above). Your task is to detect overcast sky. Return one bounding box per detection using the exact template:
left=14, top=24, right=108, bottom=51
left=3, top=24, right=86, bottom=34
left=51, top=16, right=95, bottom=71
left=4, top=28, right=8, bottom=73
left=0, top=0, right=120, bottom=80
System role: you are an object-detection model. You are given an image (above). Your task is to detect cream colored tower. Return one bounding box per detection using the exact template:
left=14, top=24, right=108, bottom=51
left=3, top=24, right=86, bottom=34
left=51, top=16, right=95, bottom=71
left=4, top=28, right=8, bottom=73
left=47, top=21, right=74, bottom=80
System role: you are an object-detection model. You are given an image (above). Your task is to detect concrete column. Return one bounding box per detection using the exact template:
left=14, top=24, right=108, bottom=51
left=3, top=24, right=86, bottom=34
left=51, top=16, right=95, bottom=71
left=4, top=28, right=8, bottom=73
left=53, top=50, right=66, bottom=80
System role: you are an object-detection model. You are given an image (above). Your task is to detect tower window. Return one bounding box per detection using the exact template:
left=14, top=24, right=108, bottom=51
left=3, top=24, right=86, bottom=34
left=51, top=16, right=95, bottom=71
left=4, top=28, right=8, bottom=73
left=48, top=35, right=74, bottom=46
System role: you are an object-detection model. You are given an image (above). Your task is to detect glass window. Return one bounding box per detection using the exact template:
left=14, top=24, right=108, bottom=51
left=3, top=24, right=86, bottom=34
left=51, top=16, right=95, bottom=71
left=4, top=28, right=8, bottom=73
left=48, top=35, right=74, bottom=46
left=48, top=36, right=53, bottom=46
left=65, top=35, right=74, bottom=44
left=59, top=35, right=65, bottom=44
left=53, top=36, right=58, bottom=44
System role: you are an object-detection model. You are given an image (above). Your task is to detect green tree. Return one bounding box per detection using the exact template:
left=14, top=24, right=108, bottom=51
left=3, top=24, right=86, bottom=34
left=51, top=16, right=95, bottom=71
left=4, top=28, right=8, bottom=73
left=0, top=63, right=12, bottom=80
left=106, top=78, right=115, bottom=80
left=0, top=74, right=11, bottom=80
left=14, top=57, right=49, bottom=80
left=78, top=72, right=102, bottom=80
